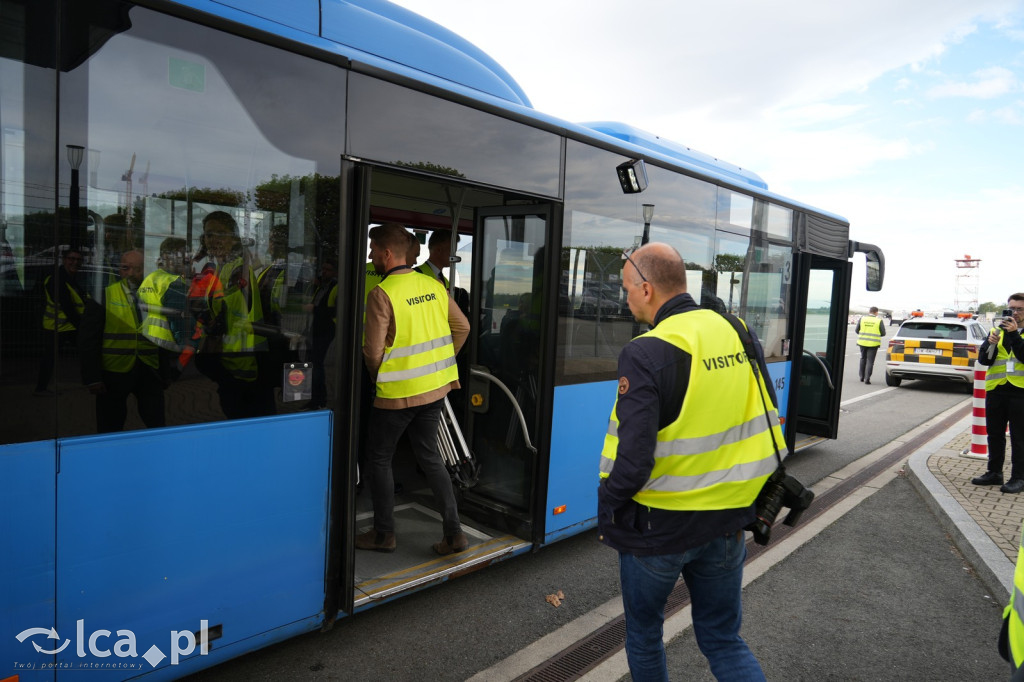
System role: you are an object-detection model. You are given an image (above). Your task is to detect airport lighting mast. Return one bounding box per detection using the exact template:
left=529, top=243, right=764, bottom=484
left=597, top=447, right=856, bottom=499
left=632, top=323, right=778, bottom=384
left=954, top=254, right=980, bottom=313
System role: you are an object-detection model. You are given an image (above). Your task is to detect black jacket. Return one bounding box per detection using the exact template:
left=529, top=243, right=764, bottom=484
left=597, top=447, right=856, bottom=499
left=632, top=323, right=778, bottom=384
left=597, top=293, right=773, bottom=555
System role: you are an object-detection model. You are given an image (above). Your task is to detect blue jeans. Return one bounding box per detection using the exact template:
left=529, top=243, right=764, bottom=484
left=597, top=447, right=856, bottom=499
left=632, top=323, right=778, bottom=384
left=618, top=531, right=764, bottom=682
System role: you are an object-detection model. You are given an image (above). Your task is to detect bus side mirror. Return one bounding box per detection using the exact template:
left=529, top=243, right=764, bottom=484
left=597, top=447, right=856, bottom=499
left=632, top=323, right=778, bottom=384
left=849, top=241, right=885, bottom=292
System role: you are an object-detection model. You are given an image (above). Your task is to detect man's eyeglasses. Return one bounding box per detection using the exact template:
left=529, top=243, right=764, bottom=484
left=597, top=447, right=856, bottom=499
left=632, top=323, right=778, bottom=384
left=1009, top=307, right=1024, bottom=313
left=621, top=247, right=648, bottom=284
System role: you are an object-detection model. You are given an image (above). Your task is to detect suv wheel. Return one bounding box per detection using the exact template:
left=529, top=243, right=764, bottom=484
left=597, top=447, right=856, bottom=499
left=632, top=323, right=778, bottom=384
left=885, top=372, right=901, bottom=387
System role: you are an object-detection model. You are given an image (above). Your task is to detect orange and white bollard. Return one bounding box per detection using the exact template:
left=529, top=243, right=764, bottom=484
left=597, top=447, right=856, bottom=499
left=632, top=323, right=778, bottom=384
left=963, top=367, right=988, bottom=460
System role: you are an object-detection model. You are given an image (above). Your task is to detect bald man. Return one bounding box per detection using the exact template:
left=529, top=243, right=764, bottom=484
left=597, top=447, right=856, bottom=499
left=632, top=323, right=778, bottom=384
left=598, top=242, right=782, bottom=681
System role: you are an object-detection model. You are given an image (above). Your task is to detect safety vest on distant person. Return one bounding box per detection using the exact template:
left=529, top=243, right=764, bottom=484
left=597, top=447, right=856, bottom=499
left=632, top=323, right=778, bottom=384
left=986, top=329, right=1024, bottom=391
left=365, top=262, right=384, bottom=304
left=216, top=258, right=266, bottom=382
left=1003, top=522, right=1024, bottom=670
left=138, top=269, right=182, bottom=351
left=42, top=276, right=85, bottom=332
left=101, top=280, right=159, bottom=373
left=362, top=262, right=385, bottom=343
left=374, top=272, right=457, bottom=400
left=416, top=262, right=448, bottom=288
left=857, top=316, right=883, bottom=347
left=599, top=309, right=783, bottom=510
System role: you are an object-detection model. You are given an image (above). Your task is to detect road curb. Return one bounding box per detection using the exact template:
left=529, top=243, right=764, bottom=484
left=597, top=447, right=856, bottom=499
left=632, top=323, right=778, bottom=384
left=906, top=414, right=1014, bottom=601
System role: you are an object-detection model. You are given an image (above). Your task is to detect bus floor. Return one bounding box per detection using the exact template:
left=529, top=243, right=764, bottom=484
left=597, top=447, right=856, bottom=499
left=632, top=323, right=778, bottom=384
left=352, top=441, right=529, bottom=609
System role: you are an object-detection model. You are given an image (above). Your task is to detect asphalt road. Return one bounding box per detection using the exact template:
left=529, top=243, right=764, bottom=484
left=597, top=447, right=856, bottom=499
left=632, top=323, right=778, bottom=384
left=193, top=326, right=1010, bottom=681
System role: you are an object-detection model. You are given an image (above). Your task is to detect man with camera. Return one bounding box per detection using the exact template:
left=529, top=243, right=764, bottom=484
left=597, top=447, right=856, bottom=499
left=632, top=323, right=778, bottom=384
left=598, top=243, right=786, bottom=682
left=972, top=294, right=1024, bottom=494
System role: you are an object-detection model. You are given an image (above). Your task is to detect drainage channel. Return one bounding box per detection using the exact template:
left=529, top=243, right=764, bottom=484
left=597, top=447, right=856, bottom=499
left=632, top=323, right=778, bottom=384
left=513, top=405, right=971, bottom=682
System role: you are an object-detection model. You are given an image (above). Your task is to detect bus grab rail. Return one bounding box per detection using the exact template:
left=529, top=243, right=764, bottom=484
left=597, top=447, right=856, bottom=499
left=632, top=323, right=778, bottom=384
left=469, top=367, right=538, bottom=454
left=801, top=349, right=835, bottom=390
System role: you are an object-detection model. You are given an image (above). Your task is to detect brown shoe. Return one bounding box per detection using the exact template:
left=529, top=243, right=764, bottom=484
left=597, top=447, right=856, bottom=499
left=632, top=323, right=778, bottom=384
left=432, top=531, right=469, bottom=555
left=355, top=528, right=396, bottom=553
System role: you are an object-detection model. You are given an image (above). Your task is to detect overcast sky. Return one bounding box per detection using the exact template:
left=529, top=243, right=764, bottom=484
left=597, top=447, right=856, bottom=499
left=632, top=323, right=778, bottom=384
left=390, top=0, right=1024, bottom=313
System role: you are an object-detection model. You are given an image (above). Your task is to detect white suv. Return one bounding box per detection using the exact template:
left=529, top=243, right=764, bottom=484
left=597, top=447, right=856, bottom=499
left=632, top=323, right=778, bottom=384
left=885, top=316, right=988, bottom=387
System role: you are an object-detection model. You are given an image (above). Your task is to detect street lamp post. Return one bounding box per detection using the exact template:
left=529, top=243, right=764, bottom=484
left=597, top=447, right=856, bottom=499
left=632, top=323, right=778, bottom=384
left=641, top=203, right=654, bottom=246
left=67, top=144, right=84, bottom=250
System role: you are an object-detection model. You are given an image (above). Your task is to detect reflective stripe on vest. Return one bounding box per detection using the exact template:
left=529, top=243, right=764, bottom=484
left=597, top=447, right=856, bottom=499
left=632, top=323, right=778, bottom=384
left=42, top=276, right=85, bottom=332
left=599, top=309, right=784, bottom=511
left=375, top=273, right=457, bottom=399
left=1005, top=522, right=1024, bottom=668
left=986, top=330, right=1024, bottom=390
left=857, top=316, right=882, bottom=347
left=102, top=281, right=158, bottom=373
left=138, top=270, right=181, bottom=351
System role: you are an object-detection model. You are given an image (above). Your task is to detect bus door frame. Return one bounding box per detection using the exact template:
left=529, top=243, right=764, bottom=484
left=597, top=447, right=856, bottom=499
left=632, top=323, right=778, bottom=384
left=789, top=252, right=853, bottom=441
left=324, top=158, right=370, bottom=619
left=465, top=204, right=558, bottom=547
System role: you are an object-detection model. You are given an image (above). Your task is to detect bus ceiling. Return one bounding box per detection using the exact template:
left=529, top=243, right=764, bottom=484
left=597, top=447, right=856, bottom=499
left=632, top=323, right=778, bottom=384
left=849, top=240, right=885, bottom=292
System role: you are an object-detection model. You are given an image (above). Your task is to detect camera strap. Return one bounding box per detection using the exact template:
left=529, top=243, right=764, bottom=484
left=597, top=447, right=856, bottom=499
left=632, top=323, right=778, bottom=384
left=717, top=311, right=785, bottom=470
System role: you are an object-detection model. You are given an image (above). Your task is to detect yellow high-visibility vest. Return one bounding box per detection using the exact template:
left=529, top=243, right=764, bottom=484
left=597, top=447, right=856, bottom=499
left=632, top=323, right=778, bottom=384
left=101, top=281, right=158, bottom=373
left=1004, top=521, right=1024, bottom=670
left=857, top=316, right=883, bottom=347
left=599, top=309, right=783, bottom=510
left=416, top=262, right=448, bottom=288
left=138, top=269, right=182, bottom=351
left=374, top=273, right=457, bottom=400
left=42, top=276, right=85, bottom=332
left=213, top=258, right=264, bottom=382
left=986, top=329, right=1024, bottom=391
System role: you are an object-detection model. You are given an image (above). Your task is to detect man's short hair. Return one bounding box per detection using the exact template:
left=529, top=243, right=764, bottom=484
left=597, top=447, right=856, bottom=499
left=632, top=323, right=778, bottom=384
left=428, top=229, right=459, bottom=248
left=869, top=306, right=878, bottom=314
left=1010, top=293, right=1024, bottom=304
left=368, top=222, right=413, bottom=254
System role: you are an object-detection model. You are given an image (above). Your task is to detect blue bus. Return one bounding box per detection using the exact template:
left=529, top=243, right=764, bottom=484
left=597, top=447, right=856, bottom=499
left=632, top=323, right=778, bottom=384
left=0, top=1, right=883, bottom=678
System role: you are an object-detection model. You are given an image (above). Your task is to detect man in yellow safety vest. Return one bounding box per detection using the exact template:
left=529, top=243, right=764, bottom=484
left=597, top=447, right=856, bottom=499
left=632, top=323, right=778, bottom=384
left=599, top=242, right=782, bottom=681
left=972, top=294, right=1024, bottom=494
left=855, top=306, right=885, bottom=384
left=35, top=247, right=89, bottom=394
left=357, top=222, right=470, bottom=555
left=79, top=249, right=165, bottom=432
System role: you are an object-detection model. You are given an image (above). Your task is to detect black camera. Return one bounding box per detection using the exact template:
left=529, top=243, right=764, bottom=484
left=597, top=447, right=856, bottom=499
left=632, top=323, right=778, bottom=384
left=746, top=467, right=815, bottom=546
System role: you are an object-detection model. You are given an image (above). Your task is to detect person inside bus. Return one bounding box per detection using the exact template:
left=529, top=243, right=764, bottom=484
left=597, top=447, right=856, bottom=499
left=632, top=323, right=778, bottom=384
left=191, top=210, right=275, bottom=419
left=417, top=229, right=453, bottom=285
left=418, top=229, right=470, bottom=317
left=79, top=249, right=166, bottom=432
left=357, top=222, right=470, bottom=554
left=35, top=247, right=90, bottom=395
left=599, top=243, right=776, bottom=681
